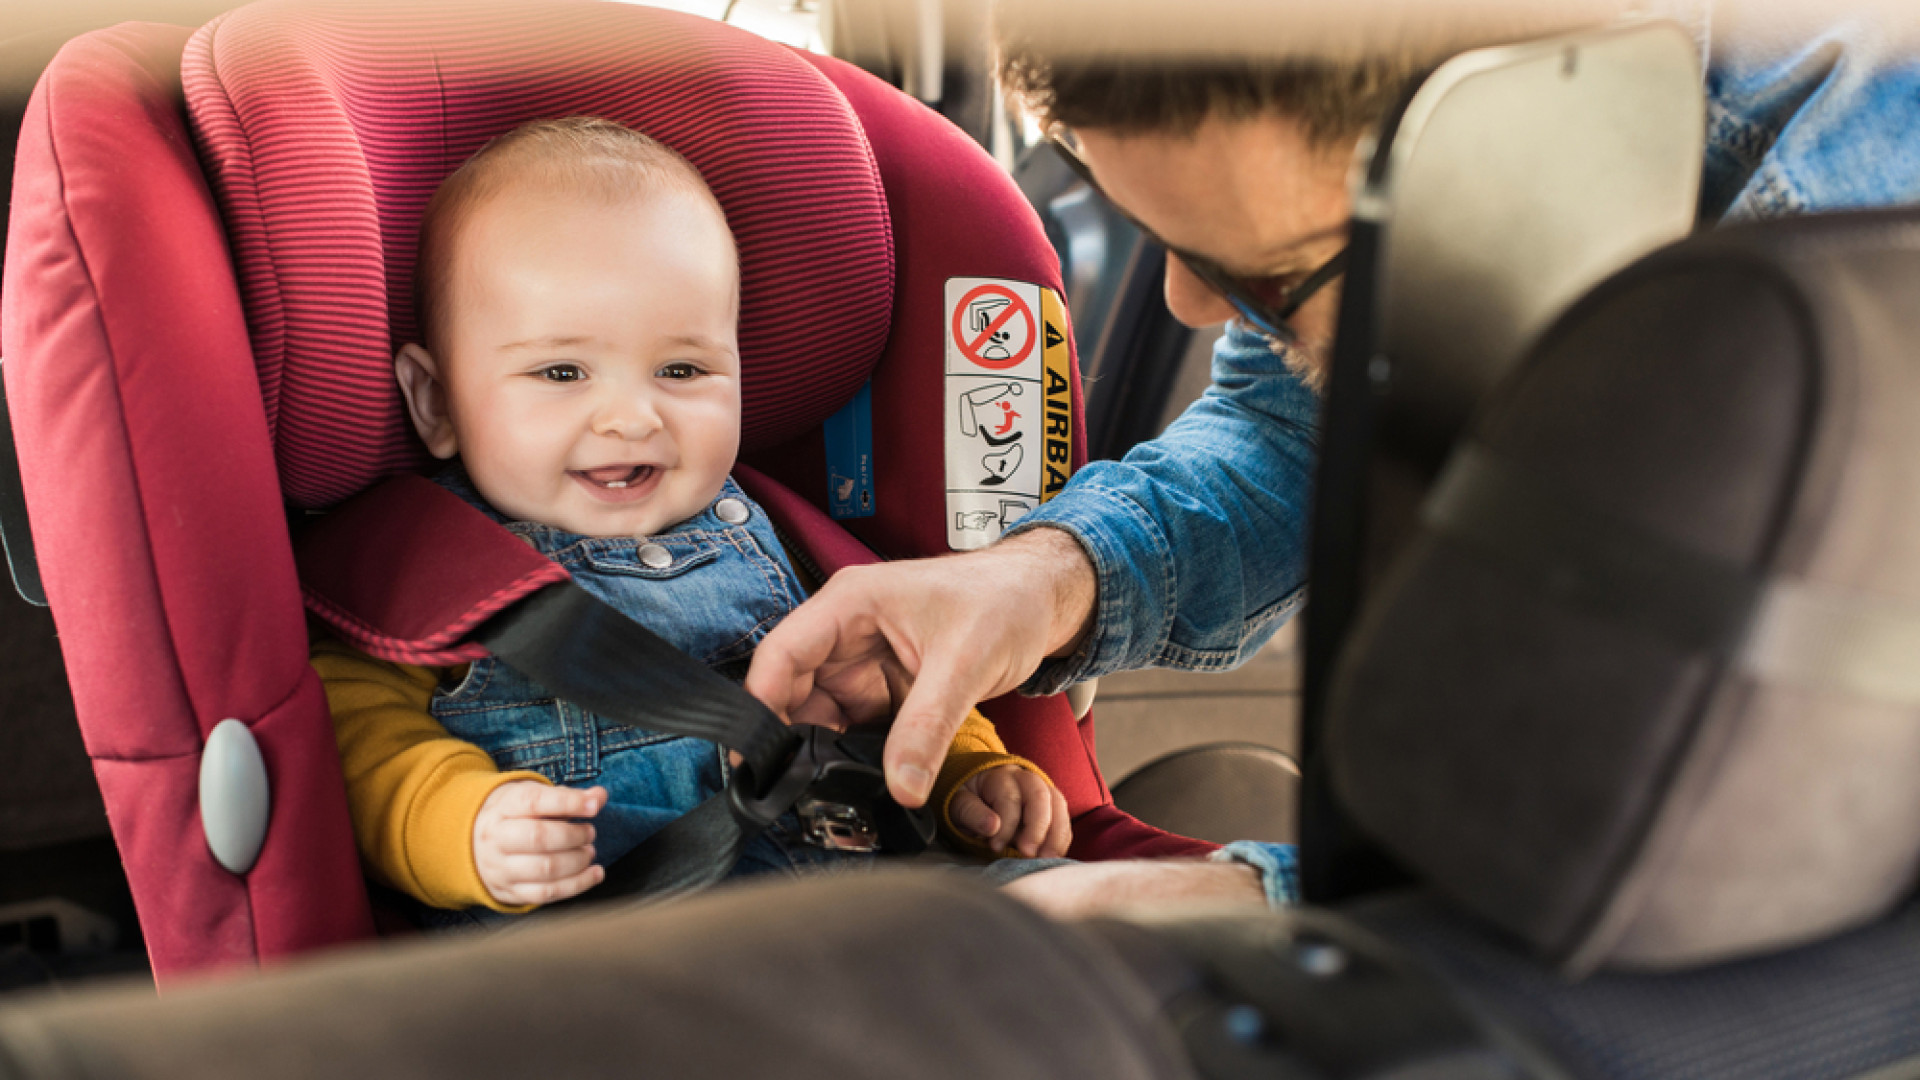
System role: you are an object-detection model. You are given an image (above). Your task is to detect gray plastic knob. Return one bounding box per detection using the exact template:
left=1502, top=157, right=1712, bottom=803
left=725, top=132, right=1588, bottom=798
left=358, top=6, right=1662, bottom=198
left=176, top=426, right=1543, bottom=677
left=200, top=718, right=270, bottom=874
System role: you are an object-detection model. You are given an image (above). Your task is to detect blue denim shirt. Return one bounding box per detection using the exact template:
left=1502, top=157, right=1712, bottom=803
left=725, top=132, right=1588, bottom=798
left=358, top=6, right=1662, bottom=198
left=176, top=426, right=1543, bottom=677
left=428, top=466, right=841, bottom=892
left=1703, top=19, right=1920, bottom=222
left=1013, top=18, right=1920, bottom=695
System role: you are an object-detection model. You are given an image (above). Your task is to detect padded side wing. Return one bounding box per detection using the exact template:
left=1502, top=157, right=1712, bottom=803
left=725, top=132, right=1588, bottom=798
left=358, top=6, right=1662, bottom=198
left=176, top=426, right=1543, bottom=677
left=780, top=55, right=1212, bottom=859
left=1, top=23, right=373, bottom=980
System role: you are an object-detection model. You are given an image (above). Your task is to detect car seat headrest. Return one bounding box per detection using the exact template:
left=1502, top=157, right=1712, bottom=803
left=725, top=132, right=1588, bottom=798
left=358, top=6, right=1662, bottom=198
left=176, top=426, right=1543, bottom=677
left=1327, top=209, right=1920, bottom=974
left=183, top=0, right=894, bottom=507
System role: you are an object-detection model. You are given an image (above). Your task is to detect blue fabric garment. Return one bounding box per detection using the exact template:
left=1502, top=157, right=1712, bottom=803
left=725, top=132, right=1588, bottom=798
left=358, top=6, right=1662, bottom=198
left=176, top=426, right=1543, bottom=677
left=428, top=466, right=865, bottom=905
left=1013, top=324, right=1317, bottom=694
left=1013, top=18, right=1920, bottom=692
left=1703, top=19, right=1920, bottom=223
left=1210, top=841, right=1301, bottom=909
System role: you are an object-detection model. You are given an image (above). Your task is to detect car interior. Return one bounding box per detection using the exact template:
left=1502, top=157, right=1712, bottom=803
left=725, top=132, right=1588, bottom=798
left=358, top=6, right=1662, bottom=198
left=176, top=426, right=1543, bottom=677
left=0, top=2, right=1916, bottom=1078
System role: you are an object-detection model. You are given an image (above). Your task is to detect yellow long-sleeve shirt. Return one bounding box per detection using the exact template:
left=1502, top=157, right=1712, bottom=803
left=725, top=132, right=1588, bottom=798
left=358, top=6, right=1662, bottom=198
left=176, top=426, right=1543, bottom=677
left=312, top=635, right=1042, bottom=912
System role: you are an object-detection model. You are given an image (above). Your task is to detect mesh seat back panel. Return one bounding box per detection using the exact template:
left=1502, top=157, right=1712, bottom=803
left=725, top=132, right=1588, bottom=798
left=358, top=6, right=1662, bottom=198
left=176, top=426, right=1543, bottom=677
left=184, top=0, right=894, bottom=507
left=1356, top=891, right=1920, bottom=1080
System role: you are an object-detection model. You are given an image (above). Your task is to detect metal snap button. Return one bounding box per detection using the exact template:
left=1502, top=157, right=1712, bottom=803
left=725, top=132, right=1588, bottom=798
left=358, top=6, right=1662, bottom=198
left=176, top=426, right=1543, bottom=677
left=638, top=542, right=673, bottom=569
left=714, top=497, right=751, bottom=525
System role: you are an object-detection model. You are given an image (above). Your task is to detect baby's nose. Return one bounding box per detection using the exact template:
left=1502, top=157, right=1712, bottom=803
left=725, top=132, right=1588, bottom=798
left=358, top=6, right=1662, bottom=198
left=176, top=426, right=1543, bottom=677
left=590, top=392, right=663, bottom=438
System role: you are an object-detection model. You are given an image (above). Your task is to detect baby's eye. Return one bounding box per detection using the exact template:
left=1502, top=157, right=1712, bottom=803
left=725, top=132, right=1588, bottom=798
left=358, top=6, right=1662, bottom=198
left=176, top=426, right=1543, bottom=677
left=537, top=364, right=585, bottom=383
left=657, top=362, right=702, bottom=380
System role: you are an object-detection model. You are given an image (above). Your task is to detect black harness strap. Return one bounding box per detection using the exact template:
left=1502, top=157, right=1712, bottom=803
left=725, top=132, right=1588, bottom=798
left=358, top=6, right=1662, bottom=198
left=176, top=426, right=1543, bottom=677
left=594, top=793, right=755, bottom=899
left=474, top=582, right=798, bottom=796
left=474, top=575, right=932, bottom=906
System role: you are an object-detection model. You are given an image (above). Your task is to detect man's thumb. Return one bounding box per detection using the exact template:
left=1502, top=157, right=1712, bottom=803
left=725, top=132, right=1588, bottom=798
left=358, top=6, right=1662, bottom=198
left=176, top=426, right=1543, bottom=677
left=885, top=667, right=974, bottom=808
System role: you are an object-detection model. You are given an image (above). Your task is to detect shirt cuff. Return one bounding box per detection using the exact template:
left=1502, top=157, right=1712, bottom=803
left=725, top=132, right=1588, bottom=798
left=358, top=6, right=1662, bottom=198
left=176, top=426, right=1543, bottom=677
left=1208, top=841, right=1301, bottom=909
left=1003, top=478, right=1176, bottom=696
left=409, top=766, right=550, bottom=914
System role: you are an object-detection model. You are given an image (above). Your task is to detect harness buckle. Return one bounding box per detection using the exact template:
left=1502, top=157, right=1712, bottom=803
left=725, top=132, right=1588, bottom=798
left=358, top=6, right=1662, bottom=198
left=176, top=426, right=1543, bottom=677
left=726, top=725, right=936, bottom=855
left=796, top=796, right=881, bottom=852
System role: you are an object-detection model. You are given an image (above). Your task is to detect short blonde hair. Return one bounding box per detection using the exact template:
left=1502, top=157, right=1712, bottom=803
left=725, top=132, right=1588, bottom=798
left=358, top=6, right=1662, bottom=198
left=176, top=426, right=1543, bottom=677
left=413, top=116, right=733, bottom=352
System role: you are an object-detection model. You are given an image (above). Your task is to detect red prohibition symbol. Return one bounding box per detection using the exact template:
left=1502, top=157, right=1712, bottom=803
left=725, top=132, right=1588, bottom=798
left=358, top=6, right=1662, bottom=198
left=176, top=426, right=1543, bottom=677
left=952, top=284, right=1036, bottom=370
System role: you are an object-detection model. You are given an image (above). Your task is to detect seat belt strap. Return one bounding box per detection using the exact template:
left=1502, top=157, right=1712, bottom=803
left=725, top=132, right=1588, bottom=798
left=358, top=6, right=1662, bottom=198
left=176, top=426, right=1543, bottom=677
left=473, top=582, right=798, bottom=793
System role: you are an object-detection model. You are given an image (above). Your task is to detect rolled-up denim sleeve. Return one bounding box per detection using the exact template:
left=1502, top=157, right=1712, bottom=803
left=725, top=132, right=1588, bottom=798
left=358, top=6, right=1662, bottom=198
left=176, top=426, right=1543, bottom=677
left=1701, top=18, right=1920, bottom=223
left=1008, top=324, right=1320, bottom=694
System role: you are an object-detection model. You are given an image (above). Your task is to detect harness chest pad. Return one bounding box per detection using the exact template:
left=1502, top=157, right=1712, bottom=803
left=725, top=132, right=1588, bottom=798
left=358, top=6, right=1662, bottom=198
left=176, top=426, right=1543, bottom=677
left=183, top=0, right=895, bottom=507
left=295, top=474, right=568, bottom=665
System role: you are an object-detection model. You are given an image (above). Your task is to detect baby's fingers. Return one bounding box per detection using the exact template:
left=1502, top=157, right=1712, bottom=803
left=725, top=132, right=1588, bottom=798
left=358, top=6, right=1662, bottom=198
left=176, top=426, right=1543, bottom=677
left=521, top=784, right=606, bottom=820
left=1009, top=772, right=1057, bottom=858
left=497, top=862, right=605, bottom=908
left=976, top=771, right=1025, bottom=854
left=495, top=815, right=595, bottom=856
left=496, top=846, right=601, bottom=902
left=1039, top=787, right=1072, bottom=858
left=481, top=782, right=606, bottom=828
left=947, top=788, right=1002, bottom=841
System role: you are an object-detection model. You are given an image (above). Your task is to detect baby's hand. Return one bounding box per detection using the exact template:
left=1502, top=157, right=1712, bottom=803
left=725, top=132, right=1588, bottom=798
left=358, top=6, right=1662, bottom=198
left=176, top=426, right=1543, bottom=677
left=948, top=765, right=1071, bottom=858
left=474, top=781, right=608, bottom=907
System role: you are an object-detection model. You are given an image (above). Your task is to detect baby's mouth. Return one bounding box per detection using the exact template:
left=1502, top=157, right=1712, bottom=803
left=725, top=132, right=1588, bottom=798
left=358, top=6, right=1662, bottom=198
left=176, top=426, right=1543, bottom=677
left=573, top=464, right=656, bottom=490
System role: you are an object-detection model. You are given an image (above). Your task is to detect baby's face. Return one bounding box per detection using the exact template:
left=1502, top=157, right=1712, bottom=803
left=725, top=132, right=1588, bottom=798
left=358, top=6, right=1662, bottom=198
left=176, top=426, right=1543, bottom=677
left=428, top=187, right=740, bottom=538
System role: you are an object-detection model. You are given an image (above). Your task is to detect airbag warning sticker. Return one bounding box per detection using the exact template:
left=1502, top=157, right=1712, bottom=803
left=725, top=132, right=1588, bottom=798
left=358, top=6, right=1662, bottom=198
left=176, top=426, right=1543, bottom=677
left=945, top=277, right=1073, bottom=550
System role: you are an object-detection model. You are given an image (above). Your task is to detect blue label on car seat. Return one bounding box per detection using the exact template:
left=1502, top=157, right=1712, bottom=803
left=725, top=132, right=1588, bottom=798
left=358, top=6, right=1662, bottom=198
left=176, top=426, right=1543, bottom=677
left=824, top=381, right=875, bottom=520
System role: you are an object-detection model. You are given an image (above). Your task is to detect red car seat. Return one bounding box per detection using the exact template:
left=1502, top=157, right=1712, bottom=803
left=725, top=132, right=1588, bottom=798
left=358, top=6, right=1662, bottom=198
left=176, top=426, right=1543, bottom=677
left=2, top=0, right=1214, bottom=983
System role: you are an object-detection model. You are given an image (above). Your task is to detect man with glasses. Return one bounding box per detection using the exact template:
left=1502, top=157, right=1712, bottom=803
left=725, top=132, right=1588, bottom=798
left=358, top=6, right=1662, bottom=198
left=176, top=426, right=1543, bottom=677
left=746, top=3, right=1920, bottom=910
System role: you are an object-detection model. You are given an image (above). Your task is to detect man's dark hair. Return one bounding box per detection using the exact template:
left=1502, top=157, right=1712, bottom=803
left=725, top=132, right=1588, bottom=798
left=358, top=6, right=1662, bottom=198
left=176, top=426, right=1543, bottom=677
left=997, top=48, right=1429, bottom=147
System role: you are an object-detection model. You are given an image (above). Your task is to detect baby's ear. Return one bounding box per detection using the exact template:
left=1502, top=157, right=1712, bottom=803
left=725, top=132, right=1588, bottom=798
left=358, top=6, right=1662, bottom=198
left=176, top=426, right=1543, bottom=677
left=394, top=344, right=459, bottom=459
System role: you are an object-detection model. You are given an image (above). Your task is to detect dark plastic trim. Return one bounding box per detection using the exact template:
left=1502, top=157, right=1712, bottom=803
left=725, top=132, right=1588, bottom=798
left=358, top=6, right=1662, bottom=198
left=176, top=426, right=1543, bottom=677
left=0, top=363, right=45, bottom=606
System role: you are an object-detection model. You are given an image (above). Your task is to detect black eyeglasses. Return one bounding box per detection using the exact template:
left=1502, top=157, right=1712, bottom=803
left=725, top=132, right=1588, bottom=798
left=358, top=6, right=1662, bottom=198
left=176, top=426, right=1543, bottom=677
left=1049, top=132, right=1349, bottom=345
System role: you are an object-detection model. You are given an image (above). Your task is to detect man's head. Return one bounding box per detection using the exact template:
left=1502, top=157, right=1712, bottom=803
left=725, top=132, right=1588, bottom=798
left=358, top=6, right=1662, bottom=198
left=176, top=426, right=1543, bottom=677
left=996, top=2, right=1620, bottom=368
left=397, top=117, right=742, bottom=539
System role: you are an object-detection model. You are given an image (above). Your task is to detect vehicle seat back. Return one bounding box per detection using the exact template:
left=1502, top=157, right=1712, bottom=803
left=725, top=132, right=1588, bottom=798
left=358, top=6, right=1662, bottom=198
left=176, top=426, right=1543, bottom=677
left=1300, top=20, right=1707, bottom=901
left=1329, top=207, right=1920, bottom=973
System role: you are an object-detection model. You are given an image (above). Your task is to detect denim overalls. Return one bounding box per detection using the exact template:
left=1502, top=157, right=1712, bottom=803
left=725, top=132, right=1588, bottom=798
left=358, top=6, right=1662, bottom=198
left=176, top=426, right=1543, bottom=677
left=431, top=465, right=866, bottom=913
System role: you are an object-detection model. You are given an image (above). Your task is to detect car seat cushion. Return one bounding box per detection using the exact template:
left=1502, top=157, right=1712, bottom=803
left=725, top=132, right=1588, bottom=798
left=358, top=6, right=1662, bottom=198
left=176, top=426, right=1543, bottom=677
left=3, top=20, right=376, bottom=977
left=183, top=0, right=894, bottom=507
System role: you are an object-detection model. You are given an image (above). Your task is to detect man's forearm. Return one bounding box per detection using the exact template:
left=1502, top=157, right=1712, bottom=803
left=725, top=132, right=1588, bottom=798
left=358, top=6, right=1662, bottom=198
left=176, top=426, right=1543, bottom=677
left=989, top=525, right=1099, bottom=660
left=1007, top=324, right=1320, bottom=691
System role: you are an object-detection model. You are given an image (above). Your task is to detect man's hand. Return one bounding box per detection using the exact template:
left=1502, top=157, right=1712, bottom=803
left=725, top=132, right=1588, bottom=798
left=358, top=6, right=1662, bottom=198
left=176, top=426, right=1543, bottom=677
left=745, top=528, right=1098, bottom=808
left=1001, top=860, right=1266, bottom=918
left=947, top=764, right=1072, bottom=858
left=474, top=781, right=607, bottom=907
